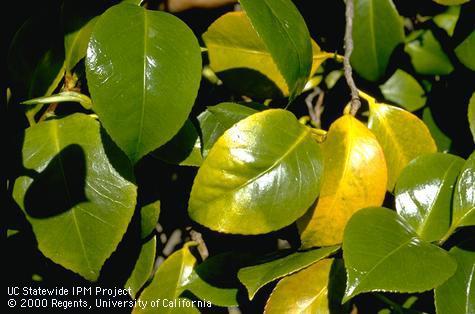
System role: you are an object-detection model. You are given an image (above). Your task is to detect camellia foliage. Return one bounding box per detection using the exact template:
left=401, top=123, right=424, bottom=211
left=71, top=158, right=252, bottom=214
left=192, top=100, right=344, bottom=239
left=6, top=0, right=475, bottom=313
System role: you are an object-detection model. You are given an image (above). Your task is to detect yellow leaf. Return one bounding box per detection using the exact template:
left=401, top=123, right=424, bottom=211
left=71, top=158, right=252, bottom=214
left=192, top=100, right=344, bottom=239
left=298, top=115, right=387, bottom=247
left=362, top=91, right=437, bottom=190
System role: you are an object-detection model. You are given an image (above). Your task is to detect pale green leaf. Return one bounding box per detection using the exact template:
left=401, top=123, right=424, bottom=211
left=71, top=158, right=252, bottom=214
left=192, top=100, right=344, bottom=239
left=433, top=6, right=461, bottom=37
left=455, top=31, right=475, bottom=71
left=380, top=70, right=426, bottom=112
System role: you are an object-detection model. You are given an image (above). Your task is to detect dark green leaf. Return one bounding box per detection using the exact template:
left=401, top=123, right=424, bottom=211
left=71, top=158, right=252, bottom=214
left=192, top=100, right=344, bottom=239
left=185, top=252, right=258, bottom=307
left=342, top=207, right=456, bottom=302
left=435, top=242, right=475, bottom=314
left=13, top=114, right=137, bottom=281
left=395, top=153, right=464, bottom=242
left=423, top=107, right=452, bottom=152
left=455, top=31, right=475, bottom=71
left=197, top=102, right=260, bottom=158
left=126, top=236, right=157, bottom=298
left=351, top=0, right=404, bottom=81
left=238, top=246, right=339, bottom=299
left=86, top=4, right=202, bottom=163
left=189, top=109, right=324, bottom=234
left=380, top=70, right=426, bottom=111
left=405, top=30, right=454, bottom=75
left=151, top=120, right=202, bottom=167
left=238, top=0, right=313, bottom=100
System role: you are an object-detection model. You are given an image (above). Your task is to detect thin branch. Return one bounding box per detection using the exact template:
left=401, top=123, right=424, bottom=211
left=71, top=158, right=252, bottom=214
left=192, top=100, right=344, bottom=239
left=305, top=87, right=325, bottom=128
left=343, top=0, right=361, bottom=116
left=188, top=228, right=209, bottom=260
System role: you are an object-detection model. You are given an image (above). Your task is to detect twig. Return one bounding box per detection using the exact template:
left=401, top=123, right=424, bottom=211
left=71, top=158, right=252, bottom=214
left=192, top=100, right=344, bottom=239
left=305, top=87, right=325, bottom=128
left=343, top=0, right=361, bottom=116
left=188, top=229, right=209, bottom=260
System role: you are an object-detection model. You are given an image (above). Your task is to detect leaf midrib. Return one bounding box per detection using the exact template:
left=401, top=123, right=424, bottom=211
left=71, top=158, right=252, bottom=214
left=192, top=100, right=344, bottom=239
left=208, top=126, right=311, bottom=206
left=50, top=121, right=93, bottom=274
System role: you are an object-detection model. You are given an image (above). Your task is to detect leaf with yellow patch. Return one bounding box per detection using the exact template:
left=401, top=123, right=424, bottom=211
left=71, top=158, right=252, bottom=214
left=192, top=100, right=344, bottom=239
left=363, top=92, right=437, bottom=190
left=298, top=115, right=387, bottom=247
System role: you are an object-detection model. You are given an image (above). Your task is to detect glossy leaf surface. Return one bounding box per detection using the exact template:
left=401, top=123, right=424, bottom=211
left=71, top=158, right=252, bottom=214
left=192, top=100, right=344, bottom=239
left=238, top=246, right=339, bottom=299
left=134, top=243, right=199, bottom=313
left=366, top=95, right=437, bottom=190
left=189, top=109, right=323, bottom=234
left=264, top=259, right=347, bottom=314
left=239, top=0, right=313, bottom=100
left=13, top=114, right=137, bottom=280
left=197, top=102, right=260, bottom=158
left=435, top=242, right=475, bottom=314
left=86, top=4, right=202, bottom=163
left=380, top=70, right=426, bottom=112
left=343, top=207, right=456, bottom=302
left=298, top=115, right=387, bottom=247
left=405, top=30, right=454, bottom=75
left=395, top=153, right=464, bottom=242
left=126, top=236, right=157, bottom=298
left=351, top=0, right=404, bottom=81
left=452, top=152, right=475, bottom=229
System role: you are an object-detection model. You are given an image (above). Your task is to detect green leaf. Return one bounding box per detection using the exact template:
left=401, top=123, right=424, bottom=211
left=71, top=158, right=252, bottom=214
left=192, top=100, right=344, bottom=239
left=298, top=115, right=387, bottom=247
left=238, top=246, right=339, bottom=299
left=189, top=109, right=324, bottom=234
left=203, top=11, right=331, bottom=99
left=469, top=93, right=475, bottom=143
left=140, top=200, right=160, bottom=239
left=365, top=93, right=437, bottom=190
left=423, top=107, right=452, bottom=152
left=452, top=151, right=475, bottom=229
left=133, top=243, right=199, bottom=313
left=185, top=252, right=258, bottom=307
left=86, top=4, right=202, bottom=163
left=126, top=236, right=157, bottom=298
left=151, top=120, right=202, bottom=167
left=342, top=207, right=457, bottom=302
left=433, top=5, right=461, bottom=37
left=380, top=70, right=426, bottom=112
left=395, top=153, right=465, bottom=242
left=433, top=0, right=470, bottom=6
left=351, top=0, right=404, bottom=81
left=435, top=242, right=475, bottom=314
left=21, top=91, right=92, bottom=110
left=13, top=114, right=137, bottom=281
left=264, top=259, right=347, bottom=313
left=197, top=102, right=261, bottom=158
left=405, top=30, right=454, bottom=75
left=455, top=31, right=475, bottom=71
left=238, top=0, right=313, bottom=100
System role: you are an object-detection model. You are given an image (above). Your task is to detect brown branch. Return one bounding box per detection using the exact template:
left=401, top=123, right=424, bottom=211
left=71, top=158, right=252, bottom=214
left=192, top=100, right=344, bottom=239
left=343, top=0, right=361, bottom=116
left=305, top=87, right=325, bottom=128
